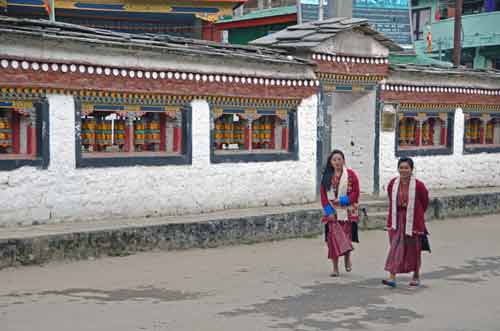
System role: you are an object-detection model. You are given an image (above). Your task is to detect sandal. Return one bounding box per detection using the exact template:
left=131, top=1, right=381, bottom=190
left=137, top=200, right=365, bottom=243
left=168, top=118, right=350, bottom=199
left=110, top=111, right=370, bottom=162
left=409, top=279, right=420, bottom=287
left=382, top=279, right=397, bottom=288
left=330, top=271, right=339, bottom=277
left=344, top=257, right=352, bottom=272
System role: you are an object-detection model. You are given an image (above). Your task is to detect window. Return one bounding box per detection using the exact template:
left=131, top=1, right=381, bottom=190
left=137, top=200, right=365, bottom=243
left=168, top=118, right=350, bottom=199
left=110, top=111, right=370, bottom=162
left=412, top=7, right=431, bottom=41
left=214, top=113, right=247, bottom=151
left=485, top=118, right=500, bottom=144
left=464, top=117, right=482, bottom=144
left=398, top=117, right=418, bottom=147
left=493, top=58, right=500, bottom=70
left=80, top=110, right=180, bottom=156
left=422, top=117, right=446, bottom=146
left=492, top=0, right=500, bottom=12
left=252, top=115, right=282, bottom=150
left=463, top=0, right=486, bottom=15
left=211, top=108, right=297, bottom=163
left=396, top=111, right=453, bottom=156
left=0, top=99, right=49, bottom=170
left=438, top=0, right=500, bottom=19
left=76, top=102, right=191, bottom=167
left=464, top=113, right=500, bottom=153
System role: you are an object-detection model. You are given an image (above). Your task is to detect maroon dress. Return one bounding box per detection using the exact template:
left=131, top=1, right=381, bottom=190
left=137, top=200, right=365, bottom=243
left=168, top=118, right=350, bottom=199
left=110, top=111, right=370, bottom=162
left=320, top=169, right=360, bottom=260
left=384, top=181, right=423, bottom=274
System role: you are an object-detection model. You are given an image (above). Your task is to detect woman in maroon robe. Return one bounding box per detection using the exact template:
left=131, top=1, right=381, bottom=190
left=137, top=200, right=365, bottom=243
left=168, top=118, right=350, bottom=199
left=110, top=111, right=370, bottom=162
left=320, top=150, right=360, bottom=277
left=382, top=157, right=429, bottom=287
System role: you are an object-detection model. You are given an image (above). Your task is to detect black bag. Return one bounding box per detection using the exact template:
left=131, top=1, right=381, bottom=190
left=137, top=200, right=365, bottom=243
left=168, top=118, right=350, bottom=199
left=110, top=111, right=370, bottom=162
left=421, top=233, right=431, bottom=252
left=351, top=222, right=359, bottom=243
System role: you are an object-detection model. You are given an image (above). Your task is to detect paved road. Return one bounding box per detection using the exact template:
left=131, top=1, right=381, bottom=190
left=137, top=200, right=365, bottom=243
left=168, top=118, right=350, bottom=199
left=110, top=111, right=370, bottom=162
left=1, top=214, right=499, bottom=331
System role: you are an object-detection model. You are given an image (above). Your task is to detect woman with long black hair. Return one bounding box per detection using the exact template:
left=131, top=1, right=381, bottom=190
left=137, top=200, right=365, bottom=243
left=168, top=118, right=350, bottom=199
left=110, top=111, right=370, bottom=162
left=320, top=149, right=360, bottom=277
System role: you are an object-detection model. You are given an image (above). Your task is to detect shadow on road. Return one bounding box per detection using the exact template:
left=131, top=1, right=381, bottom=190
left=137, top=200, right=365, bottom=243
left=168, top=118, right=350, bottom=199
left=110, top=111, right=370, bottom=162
left=220, top=256, right=500, bottom=330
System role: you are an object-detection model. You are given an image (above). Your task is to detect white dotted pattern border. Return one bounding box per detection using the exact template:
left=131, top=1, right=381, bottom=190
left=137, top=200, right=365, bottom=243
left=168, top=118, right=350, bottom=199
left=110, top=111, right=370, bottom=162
left=381, top=83, right=500, bottom=96
left=312, top=53, right=389, bottom=65
left=0, top=58, right=320, bottom=88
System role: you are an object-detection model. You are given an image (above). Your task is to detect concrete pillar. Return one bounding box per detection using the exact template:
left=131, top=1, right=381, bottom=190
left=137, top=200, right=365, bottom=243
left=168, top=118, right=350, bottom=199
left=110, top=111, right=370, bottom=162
left=48, top=94, right=76, bottom=170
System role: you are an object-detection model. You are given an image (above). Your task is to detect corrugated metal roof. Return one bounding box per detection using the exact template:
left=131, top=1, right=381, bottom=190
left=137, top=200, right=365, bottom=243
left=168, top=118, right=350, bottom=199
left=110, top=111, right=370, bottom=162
left=387, top=64, right=500, bottom=88
left=217, top=5, right=296, bottom=24
left=0, top=15, right=313, bottom=66
left=390, top=63, right=500, bottom=78
left=250, top=17, right=402, bottom=51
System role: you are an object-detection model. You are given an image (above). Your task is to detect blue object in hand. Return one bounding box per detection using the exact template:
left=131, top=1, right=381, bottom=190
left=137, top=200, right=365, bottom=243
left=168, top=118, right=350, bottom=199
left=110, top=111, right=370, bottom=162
left=339, top=195, right=350, bottom=206
left=324, top=204, right=336, bottom=216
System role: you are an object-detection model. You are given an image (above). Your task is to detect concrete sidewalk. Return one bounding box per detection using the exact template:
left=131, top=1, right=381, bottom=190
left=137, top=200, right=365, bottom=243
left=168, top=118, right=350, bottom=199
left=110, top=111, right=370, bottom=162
left=1, top=186, right=498, bottom=239
left=0, top=186, right=499, bottom=269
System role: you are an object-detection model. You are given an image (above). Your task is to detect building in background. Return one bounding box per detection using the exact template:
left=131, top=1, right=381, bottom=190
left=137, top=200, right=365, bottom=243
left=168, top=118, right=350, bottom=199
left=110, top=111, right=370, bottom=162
left=353, top=0, right=413, bottom=48
left=236, top=0, right=296, bottom=14
left=0, top=0, right=244, bottom=41
left=216, top=0, right=500, bottom=70
left=411, top=0, right=500, bottom=68
left=216, top=5, right=297, bottom=44
left=218, top=1, right=415, bottom=49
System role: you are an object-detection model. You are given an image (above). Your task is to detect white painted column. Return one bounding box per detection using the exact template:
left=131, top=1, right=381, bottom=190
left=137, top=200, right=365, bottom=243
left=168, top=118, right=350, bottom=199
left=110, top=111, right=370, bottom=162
left=19, top=116, right=28, bottom=154
left=453, top=108, right=464, bottom=156
left=48, top=94, right=76, bottom=170
left=298, top=94, right=317, bottom=163
left=191, top=99, right=210, bottom=168
left=297, top=94, right=318, bottom=201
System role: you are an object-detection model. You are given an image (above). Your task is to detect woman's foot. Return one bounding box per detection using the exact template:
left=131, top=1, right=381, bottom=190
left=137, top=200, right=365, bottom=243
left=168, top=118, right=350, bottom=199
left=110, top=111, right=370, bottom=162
left=382, top=279, right=397, bottom=288
left=344, top=258, right=352, bottom=272
left=331, top=259, right=339, bottom=277
left=330, top=266, right=340, bottom=277
left=409, top=279, right=420, bottom=287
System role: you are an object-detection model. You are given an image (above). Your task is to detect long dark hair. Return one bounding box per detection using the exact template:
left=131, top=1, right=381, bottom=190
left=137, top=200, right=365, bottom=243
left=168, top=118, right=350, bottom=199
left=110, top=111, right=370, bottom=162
left=321, top=149, right=345, bottom=191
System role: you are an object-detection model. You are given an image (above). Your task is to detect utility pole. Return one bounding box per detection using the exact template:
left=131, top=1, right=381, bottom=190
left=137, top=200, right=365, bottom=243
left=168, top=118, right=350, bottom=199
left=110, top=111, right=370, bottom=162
left=45, top=0, right=55, bottom=21
left=318, top=0, right=324, bottom=21
left=438, top=39, right=443, bottom=61
left=452, top=0, right=463, bottom=66
left=50, top=0, right=55, bottom=21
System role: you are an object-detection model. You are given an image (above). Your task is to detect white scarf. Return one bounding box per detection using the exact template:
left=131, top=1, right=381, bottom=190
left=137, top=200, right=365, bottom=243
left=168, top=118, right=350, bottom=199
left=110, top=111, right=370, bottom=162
left=327, top=167, right=349, bottom=221
left=391, top=175, right=416, bottom=236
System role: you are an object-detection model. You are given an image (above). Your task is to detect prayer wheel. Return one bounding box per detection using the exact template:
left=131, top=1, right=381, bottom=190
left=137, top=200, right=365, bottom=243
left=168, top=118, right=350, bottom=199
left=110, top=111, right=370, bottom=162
left=134, top=119, right=145, bottom=150
left=214, top=117, right=223, bottom=148
left=114, top=119, right=126, bottom=147
left=0, top=117, right=12, bottom=149
left=81, top=117, right=96, bottom=149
